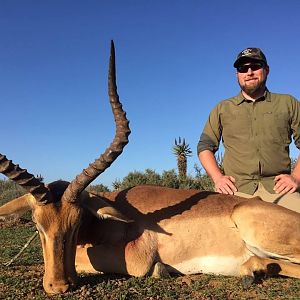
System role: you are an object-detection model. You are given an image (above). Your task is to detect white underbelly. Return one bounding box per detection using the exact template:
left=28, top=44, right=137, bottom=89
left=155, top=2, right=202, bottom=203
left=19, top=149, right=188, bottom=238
left=170, top=254, right=253, bottom=276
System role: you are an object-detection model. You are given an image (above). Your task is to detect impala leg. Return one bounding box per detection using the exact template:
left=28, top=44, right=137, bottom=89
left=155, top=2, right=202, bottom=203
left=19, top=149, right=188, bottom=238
left=75, top=234, right=158, bottom=277
left=124, top=230, right=158, bottom=277
left=240, top=256, right=300, bottom=288
left=75, top=244, right=128, bottom=274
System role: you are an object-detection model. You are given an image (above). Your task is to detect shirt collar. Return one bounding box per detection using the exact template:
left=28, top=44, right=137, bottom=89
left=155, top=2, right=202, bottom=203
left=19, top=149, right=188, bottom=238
left=234, top=88, right=270, bottom=105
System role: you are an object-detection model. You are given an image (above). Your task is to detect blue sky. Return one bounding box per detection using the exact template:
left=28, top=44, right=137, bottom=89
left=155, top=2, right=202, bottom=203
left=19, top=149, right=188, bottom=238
left=1, top=0, right=299, bottom=188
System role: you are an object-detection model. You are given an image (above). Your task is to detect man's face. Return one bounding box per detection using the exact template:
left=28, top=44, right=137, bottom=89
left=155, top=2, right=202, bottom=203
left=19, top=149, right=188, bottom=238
left=236, top=61, right=269, bottom=96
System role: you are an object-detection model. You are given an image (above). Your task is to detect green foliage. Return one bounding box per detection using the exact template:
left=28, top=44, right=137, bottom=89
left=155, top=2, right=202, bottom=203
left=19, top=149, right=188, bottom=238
left=112, top=169, right=162, bottom=190
left=112, top=168, right=212, bottom=191
left=172, top=137, right=192, bottom=157
left=160, top=170, right=179, bottom=188
left=0, top=225, right=42, bottom=266
left=0, top=154, right=295, bottom=199
left=194, top=163, right=215, bottom=191
left=87, top=183, right=110, bottom=193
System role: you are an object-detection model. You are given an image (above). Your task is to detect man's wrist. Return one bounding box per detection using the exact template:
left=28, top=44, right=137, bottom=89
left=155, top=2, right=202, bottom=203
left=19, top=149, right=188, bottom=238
left=211, top=173, right=224, bottom=184
left=291, top=173, right=300, bottom=185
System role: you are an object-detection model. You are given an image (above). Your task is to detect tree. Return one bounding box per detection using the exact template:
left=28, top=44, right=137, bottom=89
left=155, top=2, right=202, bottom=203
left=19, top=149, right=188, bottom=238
left=194, top=163, right=214, bottom=191
left=112, top=169, right=161, bottom=190
left=172, top=137, right=192, bottom=181
left=87, top=183, right=110, bottom=193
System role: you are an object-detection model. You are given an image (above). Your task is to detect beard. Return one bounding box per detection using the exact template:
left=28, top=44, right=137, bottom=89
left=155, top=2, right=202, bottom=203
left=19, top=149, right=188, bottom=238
left=239, top=78, right=267, bottom=97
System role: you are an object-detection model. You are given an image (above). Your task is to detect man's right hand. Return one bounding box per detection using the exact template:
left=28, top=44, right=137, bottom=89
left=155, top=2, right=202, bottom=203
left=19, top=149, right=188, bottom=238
left=213, top=175, right=237, bottom=195
left=198, top=150, right=238, bottom=195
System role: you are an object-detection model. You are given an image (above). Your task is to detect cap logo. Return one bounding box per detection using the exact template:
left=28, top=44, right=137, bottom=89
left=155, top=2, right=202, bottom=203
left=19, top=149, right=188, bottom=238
left=241, top=48, right=252, bottom=56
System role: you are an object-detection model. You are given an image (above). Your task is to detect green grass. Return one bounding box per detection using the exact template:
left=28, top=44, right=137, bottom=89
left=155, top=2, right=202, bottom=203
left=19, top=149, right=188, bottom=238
left=1, top=220, right=300, bottom=299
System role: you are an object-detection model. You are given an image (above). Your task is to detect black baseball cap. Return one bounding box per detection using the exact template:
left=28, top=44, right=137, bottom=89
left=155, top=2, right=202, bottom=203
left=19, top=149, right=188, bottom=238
left=234, top=48, right=268, bottom=68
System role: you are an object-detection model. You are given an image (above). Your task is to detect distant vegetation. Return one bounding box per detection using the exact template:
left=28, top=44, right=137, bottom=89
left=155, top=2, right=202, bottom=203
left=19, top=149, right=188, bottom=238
left=111, top=167, right=213, bottom=191
left=0, top=132, right=297, bottom=202
left=0, top=165, right=214, bottom=204
left=0, top=155, right=297, bottom=203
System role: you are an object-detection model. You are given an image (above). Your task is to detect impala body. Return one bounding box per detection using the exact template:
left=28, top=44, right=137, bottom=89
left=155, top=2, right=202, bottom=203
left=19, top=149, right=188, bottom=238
left=1, top=42, right=300, bottom=295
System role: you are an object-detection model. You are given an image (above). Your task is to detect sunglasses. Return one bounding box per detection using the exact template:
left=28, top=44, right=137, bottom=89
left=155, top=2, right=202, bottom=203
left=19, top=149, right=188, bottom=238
left=237, top=63, right=263, bottom=73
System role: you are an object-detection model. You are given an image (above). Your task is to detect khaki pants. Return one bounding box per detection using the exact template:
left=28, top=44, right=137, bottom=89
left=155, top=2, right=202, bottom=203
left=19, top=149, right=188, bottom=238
left=235, top=183, right=300, bottom=213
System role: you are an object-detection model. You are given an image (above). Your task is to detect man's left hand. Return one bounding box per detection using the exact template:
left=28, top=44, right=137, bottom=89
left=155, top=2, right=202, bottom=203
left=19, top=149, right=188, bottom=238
left=274, top=174, right=300, bottom=194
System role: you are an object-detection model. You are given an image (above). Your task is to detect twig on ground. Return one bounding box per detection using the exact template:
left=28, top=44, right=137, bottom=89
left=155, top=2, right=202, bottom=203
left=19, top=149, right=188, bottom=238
left=3, top=230, right=39, bottom=266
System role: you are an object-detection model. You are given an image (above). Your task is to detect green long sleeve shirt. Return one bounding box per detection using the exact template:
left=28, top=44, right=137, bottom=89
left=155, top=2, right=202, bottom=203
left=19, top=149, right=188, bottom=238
left=197, top=90, right=300, bottom=194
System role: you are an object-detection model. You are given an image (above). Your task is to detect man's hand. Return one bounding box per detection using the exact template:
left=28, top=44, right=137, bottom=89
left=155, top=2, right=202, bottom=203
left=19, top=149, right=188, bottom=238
left=213, top=175, right=237, bottom=195
left=274, top=174, right=300, bottom=194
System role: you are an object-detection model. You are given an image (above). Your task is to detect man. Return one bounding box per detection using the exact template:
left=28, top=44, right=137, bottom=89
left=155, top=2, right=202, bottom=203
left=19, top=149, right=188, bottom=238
left=197, top=47, right=300, bottom=212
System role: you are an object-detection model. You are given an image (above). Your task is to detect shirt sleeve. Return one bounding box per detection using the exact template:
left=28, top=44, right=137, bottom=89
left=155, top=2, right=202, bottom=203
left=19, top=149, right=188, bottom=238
left=291, top=96, right=300, bottom=150
left=197, top=104, right=222, bottom=155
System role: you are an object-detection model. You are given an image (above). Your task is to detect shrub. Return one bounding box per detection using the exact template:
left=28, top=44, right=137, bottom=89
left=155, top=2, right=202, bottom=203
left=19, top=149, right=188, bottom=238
left=112, top=169, right=161, bottom=190
left=87, top=183, right=110, bottom=193
left=112, top=167, right=213, bottom=191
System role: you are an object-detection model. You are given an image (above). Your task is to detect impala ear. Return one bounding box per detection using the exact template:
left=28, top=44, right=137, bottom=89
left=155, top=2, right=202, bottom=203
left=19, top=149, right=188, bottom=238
left=0, top=193, right=35, bottom=220
left=82, top=193, right=133, bottom=223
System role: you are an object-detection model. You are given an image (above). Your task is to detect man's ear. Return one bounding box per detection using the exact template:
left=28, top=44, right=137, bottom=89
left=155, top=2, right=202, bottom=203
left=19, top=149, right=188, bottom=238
left=82, top=193, right=133, bottom=222
left=265, top=65, right=270, bottom=75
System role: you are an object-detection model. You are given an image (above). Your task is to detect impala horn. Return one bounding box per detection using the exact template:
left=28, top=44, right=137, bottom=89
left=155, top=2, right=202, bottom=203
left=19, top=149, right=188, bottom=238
left=62, top=40, right=131, bottom=203
left=0, top=154, right=51, bottom=204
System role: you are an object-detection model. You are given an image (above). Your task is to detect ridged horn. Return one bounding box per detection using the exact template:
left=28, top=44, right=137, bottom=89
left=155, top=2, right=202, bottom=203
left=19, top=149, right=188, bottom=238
left=0, top=154, right=51, bottom=204
left=62, top=40, right=131, bottom=203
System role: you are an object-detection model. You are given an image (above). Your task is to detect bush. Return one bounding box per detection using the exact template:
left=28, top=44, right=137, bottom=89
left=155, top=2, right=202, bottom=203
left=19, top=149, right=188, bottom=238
left=112, top=169, right=161, bottom=190
left=87, top=183, right=110, bottom=193
left=160, top=170, right=179, bottom=188
left=112, top=167, right=214, bottom=191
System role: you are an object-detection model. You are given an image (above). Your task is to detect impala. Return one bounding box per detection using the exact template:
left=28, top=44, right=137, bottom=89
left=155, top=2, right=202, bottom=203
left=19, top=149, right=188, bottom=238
left=1, top=42, right=300, bottom=295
